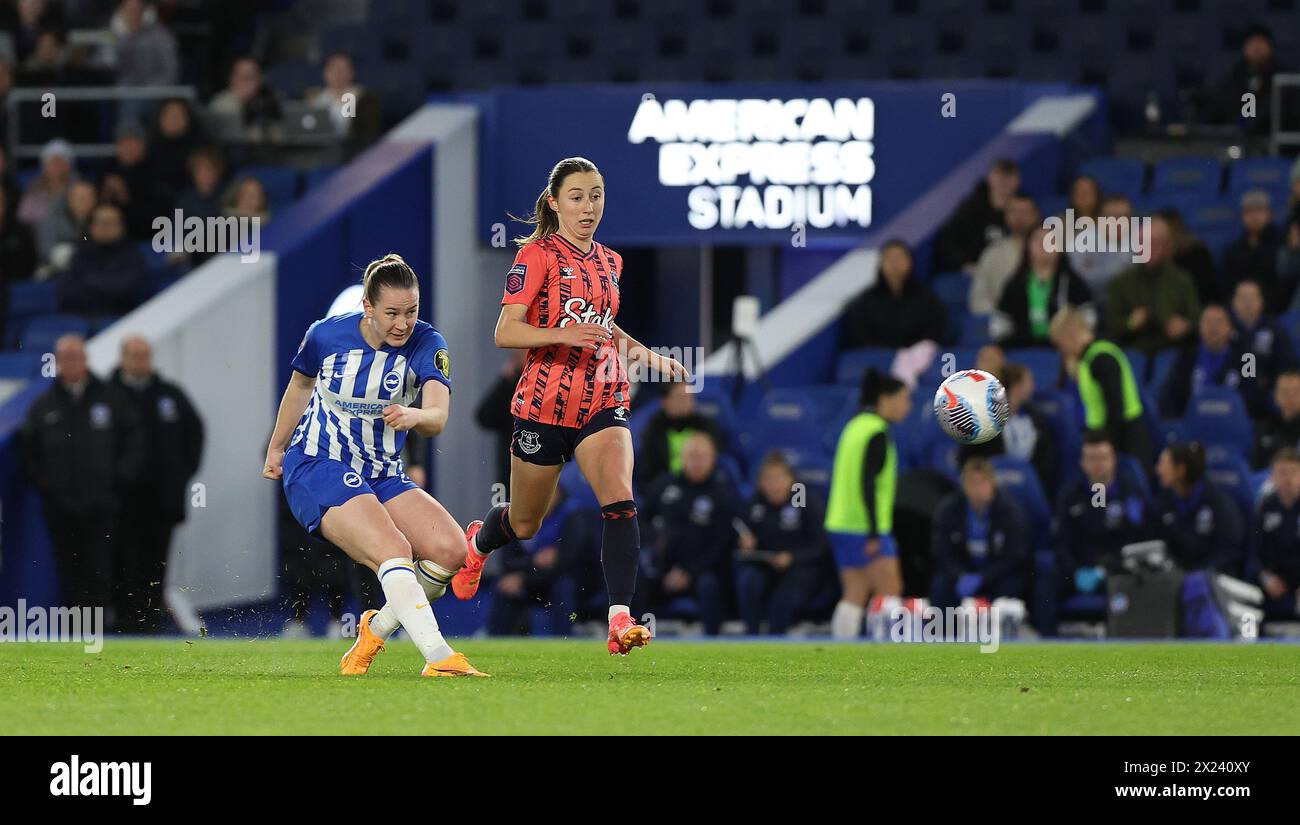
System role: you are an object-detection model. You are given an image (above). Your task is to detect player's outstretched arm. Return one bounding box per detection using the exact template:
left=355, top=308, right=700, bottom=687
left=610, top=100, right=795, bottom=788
left=494, top=304, right=608, bottom=350
left=612, top=323, right=691, bottom=381
left=263, top=370, right=316, bottom=479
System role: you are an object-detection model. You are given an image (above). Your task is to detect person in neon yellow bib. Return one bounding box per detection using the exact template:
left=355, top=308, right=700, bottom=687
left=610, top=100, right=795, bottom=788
left=824, top=369, right=912, bottom=639
left=1049, top=305, right=1152, bottom=469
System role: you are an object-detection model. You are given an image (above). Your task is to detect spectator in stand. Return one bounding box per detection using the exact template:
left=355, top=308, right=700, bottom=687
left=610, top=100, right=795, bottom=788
left=1069, top=194, right=1136, bottom=305
left=1158, top=304, right=1244, bottom=418
left=17, top=139, right=78, bottom=229
left=309, top=52, right=383, bottom=158
left=635, top=381, right=729, bottom=489
left=1160, top=209, right=1218, bottom=306
left=976, top=342, right=1006, bottom=376
left=3, top=0, right=65, bottom=63
left=176, top=146, right=226, bottom=221
left=485, top=484, right=586, bottom=636
left=734, top=451, right=831, bottom=636
left=1231, top=278, right=1296, bottom=416
left=0, top=55, right=9, bottom=147
left=109, top=335, right=204, bottom=632
left=841, top=239, right=946, bottom=349
left=0, top=182, right=36, bottom=283
left=1252, top=369, right=1300, bottom=470
left=20, top=334, right=145, bottom=632
left=1222, top=190, right=1284, bottom=308
left=929, top=457, right=1028, bottom=608
left=962, top=363, right=1058, bottom=492
left=969, top=194, right=1038, bottom=315
left=224, top=175, right=270, bottom=222
left=1064, top=174, right=1102, bottom=222
left=933, top=158, right=1020, bottom=274
left=1205, top=23, right=1281, bottom=136
left=1152, top=441, right=1244, bottom=575
left=1281, top=213, right=1300, bottom=304
left=1054, top=430, right=1151, bottom=602
left=149, top=99, right=204, bottom=202
left=110, top=0, right=179, bottom=86
left=99, top=121, right=167, bottom=241
left=1105, top=214, right=1200, bottom=356
left=1050, top=306, right=1152, bottom=467
left=208, top=56, right=283, bottom=142
left=637, top=431, right=738, bottom=636
left=36, top=179, right=96, bottom=274
left=57, top=202, right=148, bottom=317
left=993, top=225, right=1093, bottom=348
left=19, top=26, right=73, bottom=78
left=474, top=349, right=527, bottom=488
left=0, top=143, right=18, bottom=216
left=1252, top=448, right=1300, bottom=619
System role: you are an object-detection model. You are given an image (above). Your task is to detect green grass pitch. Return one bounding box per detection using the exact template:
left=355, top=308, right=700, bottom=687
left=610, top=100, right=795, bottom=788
left=4, top=638, right=1299, bottom=735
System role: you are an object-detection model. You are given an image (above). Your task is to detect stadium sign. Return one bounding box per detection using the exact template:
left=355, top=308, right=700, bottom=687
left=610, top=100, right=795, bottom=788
left=627, top=96, right=875, bottom=231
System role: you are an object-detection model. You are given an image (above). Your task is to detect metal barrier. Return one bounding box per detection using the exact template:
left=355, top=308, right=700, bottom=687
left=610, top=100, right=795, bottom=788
left=4, top=85, right=197, bottom=159
left=1270, top=73, right=1300, bottom=155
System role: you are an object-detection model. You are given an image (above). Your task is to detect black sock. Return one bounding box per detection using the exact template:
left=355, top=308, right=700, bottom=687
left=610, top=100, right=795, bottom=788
left=473, top=504, right=517, bottom=556
left=600, top=500, right=640, bottom=607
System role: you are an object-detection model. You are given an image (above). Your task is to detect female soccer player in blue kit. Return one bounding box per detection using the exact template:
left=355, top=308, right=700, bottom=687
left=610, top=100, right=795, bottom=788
left=262, top=253, right=486, bottom=677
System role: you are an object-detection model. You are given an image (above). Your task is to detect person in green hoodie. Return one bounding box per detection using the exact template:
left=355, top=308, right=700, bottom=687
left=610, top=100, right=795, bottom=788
left=824, top=369, right=912, bottom=639
left=1104, top=214, right=1200, bottom=356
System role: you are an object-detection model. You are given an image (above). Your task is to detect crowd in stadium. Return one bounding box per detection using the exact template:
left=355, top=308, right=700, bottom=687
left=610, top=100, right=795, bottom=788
left=4, top=2, right=1300, bottom=638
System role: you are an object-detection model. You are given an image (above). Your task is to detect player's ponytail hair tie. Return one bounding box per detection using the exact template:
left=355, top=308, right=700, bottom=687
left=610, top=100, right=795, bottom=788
left=362, top=253, right=418, bottom=306
left=511, top=156, right=601, bottom=247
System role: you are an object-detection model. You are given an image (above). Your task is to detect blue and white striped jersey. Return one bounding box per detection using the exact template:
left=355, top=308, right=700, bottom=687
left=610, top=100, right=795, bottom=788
left=286, top=312, right=451, bottom=476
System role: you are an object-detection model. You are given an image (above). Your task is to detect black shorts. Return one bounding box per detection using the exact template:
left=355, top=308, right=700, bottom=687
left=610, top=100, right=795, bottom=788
left=511, top=406, right=629, bottom=465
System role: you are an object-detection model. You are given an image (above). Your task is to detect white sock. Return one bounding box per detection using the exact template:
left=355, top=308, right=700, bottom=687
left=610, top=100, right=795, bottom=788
left=831, top=600, right=865, bottom=640
left=377, top=558, right=454, bottom=663
left=416, top=559, right=456, bottom=601
left=470, top=531, right=487, bottom=559
left=370, top=560, right=456, bottom=639
left=608, top=604, right=631, bottom=622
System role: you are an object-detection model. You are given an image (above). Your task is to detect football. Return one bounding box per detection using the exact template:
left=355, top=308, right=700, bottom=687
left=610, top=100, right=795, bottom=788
left=933, top=369, right=1009, bottom=446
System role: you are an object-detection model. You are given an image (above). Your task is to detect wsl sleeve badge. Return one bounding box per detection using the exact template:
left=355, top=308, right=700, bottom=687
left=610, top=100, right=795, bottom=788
left=505, top=263, right=527, bottom=295
left=933, top=369, right=1008, bottom=446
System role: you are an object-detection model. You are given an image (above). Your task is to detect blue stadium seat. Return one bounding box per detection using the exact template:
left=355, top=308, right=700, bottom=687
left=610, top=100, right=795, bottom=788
left=16, top=314, right=91, bottom=353
left=240, top=165, right=300, bottom=210
left=1122, top=348, right=1148, bottom=384
left=747, top=386, right=855, bottom=462
left=1036, top=194, right=1068, bottom=218
left=1147, top=347, right=1178, bottom=392
left=1151, top=156, right=1222, bottom=197
left=1006, top=348, right=1061, bottom=393
left=1227, top=157, right=1294, bottom=198
left=1032, top=388, right=1081, bottom=471
left=918, top=346, right=982, bottom=389
left=1206, top=448, right=1254, bottom=522
left=1078, top=157, right=1145, bottom=200
left=7, top=280, right=58, bottom=319
left=931, top=272, right=969, bottom=311
left=989, top=454, right=1052, bottom=548
left=834, top=347, right=896, bottom=386
left=959, top=314, right=989, bottom=347
left=0, top=352, right=44, bottom=379
left=265, top=59, right=320, bottom=99
left=1179, top=386, right=1253, bottom=455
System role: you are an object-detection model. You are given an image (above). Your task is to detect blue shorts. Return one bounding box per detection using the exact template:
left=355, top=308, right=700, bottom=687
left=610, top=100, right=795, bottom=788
left=282, top=449, right=419, bottom=535
left=829, top=531, right=897, bottom=569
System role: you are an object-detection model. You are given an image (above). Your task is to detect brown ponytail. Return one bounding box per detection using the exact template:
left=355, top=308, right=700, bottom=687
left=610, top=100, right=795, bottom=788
left=512, top=156, right=601, bottom=247
left=362, top=253, right=418, bottom=306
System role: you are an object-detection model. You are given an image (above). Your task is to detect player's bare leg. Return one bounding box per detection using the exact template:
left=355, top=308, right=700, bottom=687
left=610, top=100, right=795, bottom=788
left=574, top=426, right=649, bottom=655
left=832, top=567, right=871, bottom=639
left=321, top=495, right=473, bottom=676
left=452, top=457, right=561, bottom=599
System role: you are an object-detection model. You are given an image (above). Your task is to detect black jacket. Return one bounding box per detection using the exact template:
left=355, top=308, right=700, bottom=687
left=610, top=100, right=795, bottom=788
left=961, top=404, right=1058, bottom=493
left=933, top=181, right=1007, bottom=274
left=930, top=490, right=1028, bottom=585
left=995, top=265, right=1092, bottom=348
left=1251, top=493, right=1300, bottom=591
left=58, top=241, right=149, bottom=316
left=739, top=490, right=829, bottom=568
left=21, top=376, right=146, bottom=516
left=1252, top=410, right=1300, bottom=470
left=1157, top=342, right=1245, bottom=418
left=1054, top=465, right=1152, bottom=577
left=473, top=368, right=522, bottom=488
left=635, top=410, right=725, bottom=489
left=641, top=471, right=738, bottom=579
left=109, top=369, right=205, bottom=523
left=1221, top=224, right=1284, bottom=307
left=1151, top=482, right=1244, bottom=574
left=842, top=275, right=947, bottom=349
